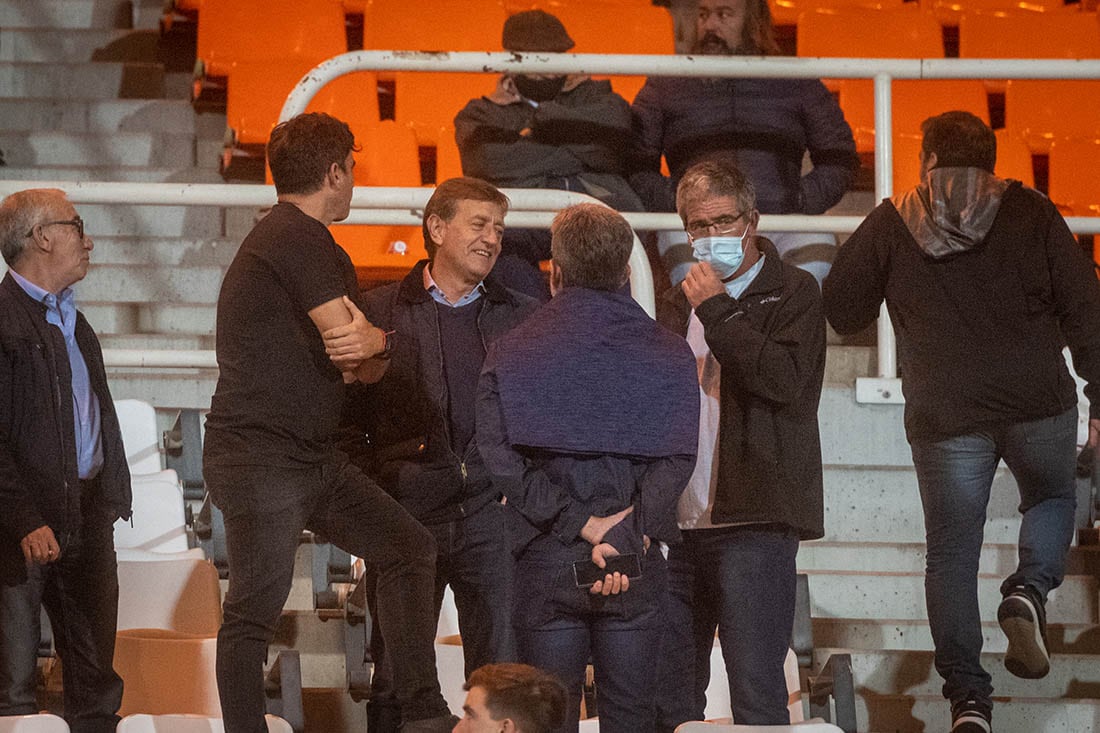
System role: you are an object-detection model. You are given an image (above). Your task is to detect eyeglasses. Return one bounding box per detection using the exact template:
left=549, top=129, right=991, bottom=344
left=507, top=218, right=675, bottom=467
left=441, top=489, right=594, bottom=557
left=686, top=211, right=748, bottom=242
left=27, top=216, right=84, bottom=240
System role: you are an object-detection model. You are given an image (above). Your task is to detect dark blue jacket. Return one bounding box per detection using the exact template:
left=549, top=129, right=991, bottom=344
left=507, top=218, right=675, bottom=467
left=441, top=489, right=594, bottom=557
left=630, top=76, right=859, bottom=215
left=0, top=273, right=131, bottom=582
left=343, top=261, right=537, bottom=524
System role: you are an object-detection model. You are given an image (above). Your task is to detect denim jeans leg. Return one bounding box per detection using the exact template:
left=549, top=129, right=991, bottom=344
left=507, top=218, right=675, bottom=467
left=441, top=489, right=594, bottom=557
left=911, top=433, right=997, bottom=707
left=707, top=527, right=798, bottom=726
left=1000, top=407, right=1078, bottom=599
left=313, top=460, right=447, bottom=723
left=0, top=564, right=46, bottom=716
left=515, top=625, right=590, bottom=733
left=655, top=536, right=717, bottom=733
left=44, top=518, right=124, bottom=733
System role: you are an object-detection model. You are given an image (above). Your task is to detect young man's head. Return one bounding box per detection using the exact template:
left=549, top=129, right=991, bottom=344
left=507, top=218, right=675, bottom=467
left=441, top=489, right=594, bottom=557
left=422, top=177, right=510, bottom=285
left=267, top=113, right=360, bottom=222
left=0, top=188, right=93, bottom=292
left=919, top=110, right=997, bottom=178
left=453, top=664, right=567, bottom=733
left=549, top=204, right=633, bottom=294
left=501, top=10, right=575, bottom=102
left=693, top=0, right=779, bottom=56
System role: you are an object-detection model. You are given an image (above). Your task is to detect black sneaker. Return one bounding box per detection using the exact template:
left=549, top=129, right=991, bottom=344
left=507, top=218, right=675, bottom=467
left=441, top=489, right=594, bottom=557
left=998, top=583, right=1050, bottom=679
left=951, top=699, right=992, bottom=733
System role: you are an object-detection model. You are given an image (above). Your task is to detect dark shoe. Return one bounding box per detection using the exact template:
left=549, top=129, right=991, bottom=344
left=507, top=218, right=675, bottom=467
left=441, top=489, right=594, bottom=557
left=951, top=699, right=992, bottom=733
left=998, top=584, right=1050, bottom=679
left=399, top=713, right=460, bottom=733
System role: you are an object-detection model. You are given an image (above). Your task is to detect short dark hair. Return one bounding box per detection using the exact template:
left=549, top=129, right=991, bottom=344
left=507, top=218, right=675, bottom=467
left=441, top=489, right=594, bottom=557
left=921, top=111, right=997, bottom=173
left=267, top=113, right=359, bottom=196
left=550, top=204, right=633, bottom=292
left=465, top=664, right=567, bottom=733
left=675, top=158, right=757, bottom=228
left=422, top=177, right=510, bottom=258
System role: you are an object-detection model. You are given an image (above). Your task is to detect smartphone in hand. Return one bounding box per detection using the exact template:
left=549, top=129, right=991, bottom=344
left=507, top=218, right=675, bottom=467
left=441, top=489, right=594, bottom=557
left=572, top=553, right=642, bottom=588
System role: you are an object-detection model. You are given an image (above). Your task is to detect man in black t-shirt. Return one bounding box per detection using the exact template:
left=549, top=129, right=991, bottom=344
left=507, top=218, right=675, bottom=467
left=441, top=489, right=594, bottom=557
left=203, top=113, right=456, bottom=733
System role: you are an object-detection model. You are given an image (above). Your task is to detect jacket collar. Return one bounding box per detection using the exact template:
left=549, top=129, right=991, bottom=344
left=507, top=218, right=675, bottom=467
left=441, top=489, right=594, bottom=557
left=660, top=236, right=784, bottom=312
left=397, top=259, right=515, bottom=306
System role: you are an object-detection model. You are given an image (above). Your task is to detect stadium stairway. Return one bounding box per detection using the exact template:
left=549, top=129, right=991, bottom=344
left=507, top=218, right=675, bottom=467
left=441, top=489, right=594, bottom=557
left=3, top=1, right=1099, bottom=730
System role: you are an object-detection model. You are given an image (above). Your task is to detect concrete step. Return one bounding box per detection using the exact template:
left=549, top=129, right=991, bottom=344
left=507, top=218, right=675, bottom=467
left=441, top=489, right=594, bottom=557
left=99, top=333, right=215, bottom=351
left=820, top=465, right=1024, bottom=544
left=0, top=61, right=164, bottom=99
left=804, top=570, right=1096, bottom=624
left=106, top=367, right=219, bottom=411
left=0, top=166, right=223, bottom=182
left=853, top=692, right=1100, bottom=733
left=0, top=98, right=223, bottom=136
left=91, top=236, right=240, bottom=267
left=0, top=0, right=133, bottom=29
left=0, top=27, right=157, bottom=63
left=819, top=385, right=911, bottom=467
left=0, top=130, right=193, bottom=167
left=821, top=647, right=1100, bottom=701
left=82, top=264, right=224, bottom=304
left=800, top=541, right=1100, bottom=577
left=83, top=302, right=216, bottom=334
left=811, top=617, right=1100, bottom=655
left=78, top=202, right=224, bottom=239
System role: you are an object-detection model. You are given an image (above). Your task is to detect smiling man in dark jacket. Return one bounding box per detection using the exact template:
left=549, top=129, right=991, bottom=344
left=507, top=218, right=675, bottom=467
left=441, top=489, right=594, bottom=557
left=0, top=188, right=132, bottom=733
left=823, top=111, right=1100, bottom=733
left=341, top=177, right=538, bottom=732
left=655, top=160, right=826, bottom=730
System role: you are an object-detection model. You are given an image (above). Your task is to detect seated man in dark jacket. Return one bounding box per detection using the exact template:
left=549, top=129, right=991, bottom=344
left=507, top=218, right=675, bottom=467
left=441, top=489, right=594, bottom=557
left=340, top=177, right=538, bottom=732
left=455, top=10, right=643, bottom=299
left=477, top=203, right=699, bottom=733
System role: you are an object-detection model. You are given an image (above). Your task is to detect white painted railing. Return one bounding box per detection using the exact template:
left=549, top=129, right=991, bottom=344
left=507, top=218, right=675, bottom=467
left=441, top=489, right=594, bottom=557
left=4, top=53, right=1099, bottom=395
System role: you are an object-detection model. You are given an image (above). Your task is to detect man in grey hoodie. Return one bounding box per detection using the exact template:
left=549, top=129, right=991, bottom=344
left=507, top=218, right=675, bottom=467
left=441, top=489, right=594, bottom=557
left=823, top=111, right=1100, bottom=733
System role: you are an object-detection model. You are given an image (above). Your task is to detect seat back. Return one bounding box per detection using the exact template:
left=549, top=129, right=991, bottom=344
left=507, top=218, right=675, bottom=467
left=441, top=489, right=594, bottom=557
left=116, top=558, right=222, bottom=635
left=1048, top=137, right=1100, bottom=216
left=117, top=716, right=292, bottom=733
left=434, top=126, right=465, bottom=184
left=196, top=0, right=347, bottom=79
left=0, top=715, right=70, bottom=733
left=114, top=470, right=190, bottom=555
left=115, top=398, right=161, bottom=475
left=115, top=633, right=221, bottom=717
left=958, top=11, right=1100, bottom=60
left=839, top=79, right=989, bottom=152
left=797, top=5, right=943, bottom=59
left=362, top=0, right=506, bottom=51
left=394, top=72, right=496, bottom=146
left=1004, top=79, right=1100, bottom=153
left=675, top=723, right=845, bottom=732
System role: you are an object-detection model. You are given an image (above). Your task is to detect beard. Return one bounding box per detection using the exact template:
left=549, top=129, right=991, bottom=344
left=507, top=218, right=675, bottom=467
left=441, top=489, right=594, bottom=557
left=693, top=32, right=739, bottom=55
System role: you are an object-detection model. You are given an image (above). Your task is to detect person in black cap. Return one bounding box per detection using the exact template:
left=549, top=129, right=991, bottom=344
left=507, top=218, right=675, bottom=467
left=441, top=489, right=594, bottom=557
left=454, top=9, right=643, bottom=300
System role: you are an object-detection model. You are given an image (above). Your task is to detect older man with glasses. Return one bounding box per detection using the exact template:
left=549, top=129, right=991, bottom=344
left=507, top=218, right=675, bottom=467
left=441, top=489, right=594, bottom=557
left=0, top=188, right=132, bottom=732
left=654, top=159, right=826, bottom=731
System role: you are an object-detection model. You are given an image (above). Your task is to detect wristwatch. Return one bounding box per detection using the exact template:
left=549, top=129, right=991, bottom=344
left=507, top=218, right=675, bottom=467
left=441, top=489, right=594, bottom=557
left=379, top=329, right=395, bottom=359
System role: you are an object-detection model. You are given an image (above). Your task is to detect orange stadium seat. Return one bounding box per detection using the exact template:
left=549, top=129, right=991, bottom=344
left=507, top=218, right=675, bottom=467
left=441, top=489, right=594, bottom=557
left=839, top=79, right=989, bottom=153
left=993, top=127, right=1036, bottom=187
left=1004, top=79, right=1100, bottom=152
left=1048, top=136, right=1100, bottom=216
left=195, top=0, right=347, bottom=81
left=928, top=0, right=1073, bottom=27
left=361, top=0, right=506, bottom=51
left=224, top=60, right=320, bottom=147
left=395, top=72, right=496, bottom=146
left=503, top=0, right=676, bottom=102
left=327, top=120, right=427, bottom=279
left=309, top=71, right=382, bottom=133
left=892, top=126, right=1034, bottom=191
left=958, top=10, right=1100, bottom=60
left=435, top=126, right=465, bottom=184
left=768, top=0, right=907, bottom=27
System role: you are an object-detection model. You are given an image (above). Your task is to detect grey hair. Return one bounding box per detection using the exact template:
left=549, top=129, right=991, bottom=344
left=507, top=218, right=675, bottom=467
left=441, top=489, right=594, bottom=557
left=675, top=159, right=757, bottom=228
left=0, top=188, right=66, bottom=266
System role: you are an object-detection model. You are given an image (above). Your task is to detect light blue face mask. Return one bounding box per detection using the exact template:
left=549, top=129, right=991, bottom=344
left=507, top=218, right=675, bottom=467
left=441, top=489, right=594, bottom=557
left=692, top=234, right=745, bottom=280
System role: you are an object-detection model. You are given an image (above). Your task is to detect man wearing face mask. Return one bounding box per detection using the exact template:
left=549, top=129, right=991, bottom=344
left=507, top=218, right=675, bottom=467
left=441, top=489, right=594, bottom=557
left=654, top=159, right=826, bottom=730
left=454, top=9, right=643, bottom=299
left=630, top=0, right=858, bottom=288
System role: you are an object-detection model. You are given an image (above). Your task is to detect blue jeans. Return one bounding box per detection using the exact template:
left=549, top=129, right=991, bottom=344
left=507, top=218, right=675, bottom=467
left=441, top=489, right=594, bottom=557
left=0, top=510, right=123, bottom=733
left=206, top=457, right=450, bottom=733
left=513, top=549, right=667, bottom=733
left=655, top=525, right=800, bottom=730
left=910, top=407, right=1077, bottom=708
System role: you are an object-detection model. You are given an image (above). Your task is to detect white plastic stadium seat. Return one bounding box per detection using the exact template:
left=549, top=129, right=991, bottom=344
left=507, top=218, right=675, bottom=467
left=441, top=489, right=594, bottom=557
left=114, top=399, right=162, bottom=474
left=0, top=714, right=70, bottom=732
left=114, top=632, right=220, bottom=717
left=704, top=644, right=804, bottom=723
left=676, top=722, right=844, bottom=732
left=116, top=558, right=221, bottom=635
left=114, top=470, right=190, bottom=554
left=116, top=714, right=292, bottom=733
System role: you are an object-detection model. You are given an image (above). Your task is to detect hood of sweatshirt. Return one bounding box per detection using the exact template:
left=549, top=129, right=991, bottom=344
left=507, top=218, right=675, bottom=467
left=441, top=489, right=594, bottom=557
left=892, top=166, right=1009, bottom=259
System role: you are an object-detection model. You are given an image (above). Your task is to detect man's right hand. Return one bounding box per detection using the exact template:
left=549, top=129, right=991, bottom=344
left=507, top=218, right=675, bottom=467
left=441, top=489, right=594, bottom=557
left=579, top=505, right=634, bottom=545
left=487, top=74, right=522, bottom=106
left=20, top=525, right=60, bottom=567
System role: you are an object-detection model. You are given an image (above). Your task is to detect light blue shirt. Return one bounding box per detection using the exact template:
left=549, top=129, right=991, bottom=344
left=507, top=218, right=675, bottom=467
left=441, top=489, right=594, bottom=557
left=723, top=253, right=766, bottom=300
left=422, top=264, right=486, bottom=308
left=10, top=270, right=103, bottom=480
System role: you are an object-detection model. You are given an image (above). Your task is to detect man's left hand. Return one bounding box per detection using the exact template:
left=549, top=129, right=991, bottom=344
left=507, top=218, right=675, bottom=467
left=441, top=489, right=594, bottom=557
left=323, top=296, right=385, bottom=367
left=20, top=525, right=60, bottom=567
left=682, top=262, right=725, bottom=309
left=589, top=543, right=629, bottom=596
